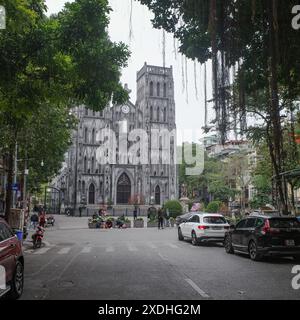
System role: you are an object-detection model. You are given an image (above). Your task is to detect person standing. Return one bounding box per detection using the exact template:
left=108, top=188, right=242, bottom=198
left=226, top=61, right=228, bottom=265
left=39, top=211, right=46, bottom=228
left=158, top=208, right=164, bottom=230
left=133, top=206, right=138, bottom=220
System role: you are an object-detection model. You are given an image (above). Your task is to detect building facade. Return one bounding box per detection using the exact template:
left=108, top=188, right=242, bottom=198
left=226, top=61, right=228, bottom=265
left=51, top=63, right=178, bottom=214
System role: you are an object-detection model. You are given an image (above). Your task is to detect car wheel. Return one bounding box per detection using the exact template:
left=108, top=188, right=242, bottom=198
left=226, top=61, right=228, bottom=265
left=224, top=235, right=234, bottom=254
left=178, top=228, right=184, bottom=241
left=248, top=240, right=262, bottom=261
left=7, top=261, right=24, bottom=300
left=191, top=231, right=198, bottom=246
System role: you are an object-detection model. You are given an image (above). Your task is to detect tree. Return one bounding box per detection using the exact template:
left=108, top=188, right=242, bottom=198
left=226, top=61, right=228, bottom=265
left=225, top=152, right=252, bottom=212
left=163, top=200, right=183, bottom=218
left=0, top=0, right=130, bottom=220
left=179, top=146, right=236, bottom=204
left=206, top=201, right=222, bottom=213
left=138, top=0, right=300, bottom=214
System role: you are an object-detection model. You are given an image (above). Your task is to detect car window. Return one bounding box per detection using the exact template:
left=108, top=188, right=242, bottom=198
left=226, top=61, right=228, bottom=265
left=245, top=218, right=256, bottom=228
left=203, top=216, right=226, bottom=224
left=255, top=218, right=265, bottom=228
left=269, top=218, right=300, bottom=228
left=236, top=219, right=247, bottom=229
left=189, top=215, right=200, bottom=223
left=0, top=223, right=14, bottom=242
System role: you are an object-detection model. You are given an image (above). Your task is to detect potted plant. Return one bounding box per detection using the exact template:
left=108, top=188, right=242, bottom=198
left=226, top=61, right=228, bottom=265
left=124, top=217, right=131, bottom=228
left=106, top=217, right=116, bottom=228
left=88, top=217, right=98, bottom=229
left=147, top=217, right=158, bottom=228
left=134, top=217, right=144, bottom=228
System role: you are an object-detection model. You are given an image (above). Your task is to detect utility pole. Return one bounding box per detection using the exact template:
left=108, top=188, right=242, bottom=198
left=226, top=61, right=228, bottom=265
left=73, top=108, right=80, bottom=216
left=23, top=155, right=28, bottom=209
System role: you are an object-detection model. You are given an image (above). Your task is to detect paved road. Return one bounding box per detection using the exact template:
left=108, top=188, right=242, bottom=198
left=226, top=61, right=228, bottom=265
left=21, top=215, right=300, bottom=300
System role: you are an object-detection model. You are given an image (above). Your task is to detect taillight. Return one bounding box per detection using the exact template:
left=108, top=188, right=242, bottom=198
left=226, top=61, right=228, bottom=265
left=198, top=225, right=209, bottom=230
left=262, top=219, right=270, bottom=234
left=224, top=226, right=230, bottom=230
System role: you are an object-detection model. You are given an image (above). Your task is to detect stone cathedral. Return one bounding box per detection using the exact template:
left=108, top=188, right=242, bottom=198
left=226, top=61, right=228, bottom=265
left=52, top=63, right=178, bottom=214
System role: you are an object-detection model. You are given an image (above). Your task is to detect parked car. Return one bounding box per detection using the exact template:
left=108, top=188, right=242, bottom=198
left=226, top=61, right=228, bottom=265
left=224, top=215, right=300, bottom=261
left=178, top=213, right=230, bottom=245
left=0, top=218, right=24, bottom=299
left=175, top=212, right=193, bottom=227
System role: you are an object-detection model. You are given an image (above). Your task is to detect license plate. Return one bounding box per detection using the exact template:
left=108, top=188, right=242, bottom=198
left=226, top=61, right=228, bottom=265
left=285, top=240, right=295, bottom=246
left=211, top=227, right=222, bottom=230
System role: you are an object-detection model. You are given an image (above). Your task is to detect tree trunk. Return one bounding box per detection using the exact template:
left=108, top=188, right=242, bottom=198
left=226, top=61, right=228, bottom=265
left=290, top=182, right=295, bottom=214
left=267, top=0, right=288, bottom=214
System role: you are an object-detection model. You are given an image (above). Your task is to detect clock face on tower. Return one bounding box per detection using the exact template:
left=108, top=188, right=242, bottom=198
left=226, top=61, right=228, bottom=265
left=121, top=105, right=130, bottom=114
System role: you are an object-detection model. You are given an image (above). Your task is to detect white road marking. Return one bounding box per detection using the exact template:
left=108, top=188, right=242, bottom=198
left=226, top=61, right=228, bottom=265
left=106, top=246, right=115, bottom=253
left=168, top=243, right=179, bottom=249
left=33, top=247, right=51, bottom=255
left=127, top=244, right=138, bottom=252
left=58, top=247, right=71, bottom=254
left=185, top=278, right=210, bottom=298
left=81, top=247, right=92, bottom=253
left=158, top=253, right=168, bottom=261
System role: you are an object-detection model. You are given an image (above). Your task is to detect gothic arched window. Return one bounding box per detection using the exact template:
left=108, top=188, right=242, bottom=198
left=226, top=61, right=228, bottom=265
left=117, top=173, right=131, bottom=204
left=157, top=107, right=160, bottom=122
left=163, top=83, right=167, bottom=97
left=84, top=156, right=87, bottom=173
left=157, top=82, right=160, bottom=96
left=150, top=81, right=154, bottom=96
left=155, top=185, right=161, bottom=205
left=163, top=107, right=167, bottom=122
left=92, top=128, right=95, bottom=144
left=91, top=157, right=95, bottom=173
left=150, top=106, right=153, bottom=121
left=88, top=184, right=95, bottom=204
left=84, top=128, right=88, bottom=143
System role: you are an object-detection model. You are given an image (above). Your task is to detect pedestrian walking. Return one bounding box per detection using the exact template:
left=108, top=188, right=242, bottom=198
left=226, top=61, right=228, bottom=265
left=30, top=212, right=39, bottom=230
left=133, top=206, right=138, bottom=220
left=158, top=208, right=164, bottom=230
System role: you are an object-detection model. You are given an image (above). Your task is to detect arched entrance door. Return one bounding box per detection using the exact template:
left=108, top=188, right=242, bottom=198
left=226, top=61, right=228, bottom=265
left=88, top=183, right=95, bottom=204
left=155, top=185, right=161, bottom=205
left=117, top=173, right=131, bottom=204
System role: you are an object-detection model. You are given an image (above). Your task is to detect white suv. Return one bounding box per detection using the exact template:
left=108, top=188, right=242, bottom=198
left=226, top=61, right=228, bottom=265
left=178, top=212, right=230, bottom=245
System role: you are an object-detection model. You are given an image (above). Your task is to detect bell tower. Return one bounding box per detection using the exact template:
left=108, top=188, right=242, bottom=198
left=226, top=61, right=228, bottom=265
left=136, top=63, right=177, bottom=203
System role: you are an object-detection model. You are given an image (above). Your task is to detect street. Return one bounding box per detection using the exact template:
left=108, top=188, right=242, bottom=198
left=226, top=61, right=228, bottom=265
left=21, top=215, right=300, bottom=300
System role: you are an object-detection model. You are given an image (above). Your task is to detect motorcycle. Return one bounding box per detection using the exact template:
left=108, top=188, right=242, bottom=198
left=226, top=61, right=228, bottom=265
left=32, top=226, right=44, bottom=249
left=46, top=215, right=55, bottom=227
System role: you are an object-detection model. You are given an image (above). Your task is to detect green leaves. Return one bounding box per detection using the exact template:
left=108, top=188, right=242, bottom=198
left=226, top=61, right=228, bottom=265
left=0, top=0, right=130, bottom=195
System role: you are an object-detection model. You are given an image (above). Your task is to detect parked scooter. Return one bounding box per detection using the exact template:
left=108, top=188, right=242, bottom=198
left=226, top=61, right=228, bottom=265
left=32, top=226, right=44, bottom=249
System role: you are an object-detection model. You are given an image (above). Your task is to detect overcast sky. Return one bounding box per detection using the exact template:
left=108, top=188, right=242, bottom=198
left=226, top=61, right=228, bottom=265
left=45, top=0, right=215, bottom=143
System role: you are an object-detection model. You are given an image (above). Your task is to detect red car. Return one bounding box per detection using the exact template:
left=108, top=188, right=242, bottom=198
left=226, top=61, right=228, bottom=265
left=0, top=218, right=24, bottom=299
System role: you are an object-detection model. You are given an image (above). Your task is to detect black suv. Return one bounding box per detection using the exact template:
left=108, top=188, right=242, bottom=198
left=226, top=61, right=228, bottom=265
left=224, top=215, right=300, bottom=261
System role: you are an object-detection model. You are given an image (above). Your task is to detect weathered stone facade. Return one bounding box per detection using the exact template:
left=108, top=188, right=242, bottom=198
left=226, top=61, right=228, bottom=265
left=52, top=63, right=177, bottom=214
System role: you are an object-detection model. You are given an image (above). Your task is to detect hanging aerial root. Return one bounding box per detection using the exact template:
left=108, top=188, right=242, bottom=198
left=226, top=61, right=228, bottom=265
left=194, top=60, right=199, bottom=100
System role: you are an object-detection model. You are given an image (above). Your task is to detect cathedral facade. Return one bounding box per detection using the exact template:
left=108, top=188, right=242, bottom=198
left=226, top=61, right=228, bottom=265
left=52, top=63, right=178, bottom=214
